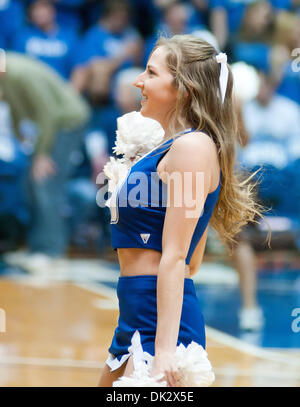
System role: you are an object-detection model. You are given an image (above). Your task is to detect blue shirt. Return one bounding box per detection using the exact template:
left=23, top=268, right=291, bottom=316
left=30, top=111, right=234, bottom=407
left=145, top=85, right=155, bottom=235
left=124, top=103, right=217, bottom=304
left=233, top=42, right=271, bottom=72
left=275, top=62, right=300, bottom=106
left=0, top=0, right=24, bottom=49
left=89, top=104, right=120, bottom=156
left=0, top=133, right=29, bottom=224
left=25, top=0, right=85, bottom=32
left=270, top=0, right=293, bottom=10
left=11, top=25, right=77, bottom=79
left=211, top=0, right=296, bottom=35
left=74, top=24, right=140, bottom=70
left=74, top=24, right=141, bottom=101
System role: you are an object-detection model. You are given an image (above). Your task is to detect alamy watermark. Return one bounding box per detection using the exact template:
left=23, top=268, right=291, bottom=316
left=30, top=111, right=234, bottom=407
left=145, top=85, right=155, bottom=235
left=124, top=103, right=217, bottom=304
left=96, top=170, right=206, bottom=219
left=291, top=48, right=300, bottom=73
left=0, top=48, right=6, bottom=73
left=0, top=308, right=6, bottom=333
left=291, top=308, right=300, bottom=333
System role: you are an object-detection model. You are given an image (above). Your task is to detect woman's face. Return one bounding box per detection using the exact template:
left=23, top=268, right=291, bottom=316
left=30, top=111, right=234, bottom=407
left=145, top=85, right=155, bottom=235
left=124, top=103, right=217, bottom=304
left=246, top=2, right=273, bottom=35
left=30, top=2, right=55, bottom=28
left=133, top=46, right=178, bottom=128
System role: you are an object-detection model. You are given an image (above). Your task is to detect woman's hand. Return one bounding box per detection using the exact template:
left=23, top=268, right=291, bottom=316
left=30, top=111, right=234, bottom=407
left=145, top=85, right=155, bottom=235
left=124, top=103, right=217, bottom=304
left=150, top=351, right=181, bottom=387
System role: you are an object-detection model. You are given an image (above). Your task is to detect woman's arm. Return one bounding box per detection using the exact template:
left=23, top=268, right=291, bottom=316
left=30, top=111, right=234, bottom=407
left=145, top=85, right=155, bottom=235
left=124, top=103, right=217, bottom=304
left=153, top=254, right=186, bottom=387
left=151, top=132, right=217, bottom=386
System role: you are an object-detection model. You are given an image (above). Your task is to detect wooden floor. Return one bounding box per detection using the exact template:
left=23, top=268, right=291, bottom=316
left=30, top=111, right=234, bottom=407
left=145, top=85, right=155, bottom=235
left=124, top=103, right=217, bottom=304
left=0, top=277, right=299, bottom=387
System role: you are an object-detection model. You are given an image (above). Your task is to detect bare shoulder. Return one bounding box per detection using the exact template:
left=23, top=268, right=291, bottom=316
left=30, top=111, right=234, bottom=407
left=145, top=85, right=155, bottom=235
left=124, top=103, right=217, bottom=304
left=174, top=131, right=217, bottom=154
left=167, top=131, right=218, bottom=170
left=164, top=131, right=220, bottom=193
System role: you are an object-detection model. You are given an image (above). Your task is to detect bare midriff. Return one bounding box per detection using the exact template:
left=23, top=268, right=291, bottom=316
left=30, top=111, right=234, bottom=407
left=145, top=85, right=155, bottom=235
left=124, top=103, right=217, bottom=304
left=117, top=248, right=191, bottom=278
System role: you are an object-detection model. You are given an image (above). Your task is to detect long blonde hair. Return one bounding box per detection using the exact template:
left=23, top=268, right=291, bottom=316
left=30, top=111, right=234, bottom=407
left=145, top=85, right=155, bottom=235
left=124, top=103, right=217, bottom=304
left=154, top=34, right=271, bottom=253
left=239, top=0, right=275, bottom=43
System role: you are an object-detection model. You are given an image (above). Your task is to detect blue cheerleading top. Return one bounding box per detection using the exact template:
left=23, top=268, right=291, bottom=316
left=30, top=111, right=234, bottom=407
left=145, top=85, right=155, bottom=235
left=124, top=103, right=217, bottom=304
left=109, top=129, right=222, bottom=265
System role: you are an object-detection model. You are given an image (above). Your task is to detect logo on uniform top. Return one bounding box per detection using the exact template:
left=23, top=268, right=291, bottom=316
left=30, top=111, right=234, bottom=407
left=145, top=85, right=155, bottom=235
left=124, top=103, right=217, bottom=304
left=140, top=233, right=150, bottom=244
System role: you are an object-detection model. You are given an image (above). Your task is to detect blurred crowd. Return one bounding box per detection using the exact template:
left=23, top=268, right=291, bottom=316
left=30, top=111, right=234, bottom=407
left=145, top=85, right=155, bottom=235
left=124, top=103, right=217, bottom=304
left=0, top=0, right=300, bottom=292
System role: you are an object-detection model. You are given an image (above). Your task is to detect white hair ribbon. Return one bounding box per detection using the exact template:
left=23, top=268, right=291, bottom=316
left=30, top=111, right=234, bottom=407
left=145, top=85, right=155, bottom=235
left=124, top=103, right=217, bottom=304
left=216, top=52, right=228, bottom=103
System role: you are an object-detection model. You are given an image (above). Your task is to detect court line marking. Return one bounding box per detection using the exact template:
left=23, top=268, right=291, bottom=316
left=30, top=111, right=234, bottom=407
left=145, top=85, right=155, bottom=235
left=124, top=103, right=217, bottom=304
left=206, top=326, right=300, bottom=367
left=7, top=263, right=119, bottom=285
left=75, top=282, right=119, bottom=309
left=0, top=356, right=298, bottom=382
left=213, top=367, right=300, bottom=380
left=0, top=356, right=104, bottom=369
left=75, top=282, right=118, bottom=307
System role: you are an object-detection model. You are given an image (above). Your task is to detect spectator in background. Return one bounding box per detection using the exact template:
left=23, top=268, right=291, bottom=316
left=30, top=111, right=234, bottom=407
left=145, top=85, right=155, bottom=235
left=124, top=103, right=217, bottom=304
left=116, top=0, right=157, bottom=39
left=143, top=1, right=203, bottom=66
left=12, top=0, right=78, bottom=79
left=148, top=0, right=209, bottom=30
left=209, top=0, right=254, bottom=51
left=232, top=1, right=275, bottom=72
left=189, top=0, right=210, bottom=27
left=231, top=70, right=300, bottom=330
left=271, top=11, right=300, bottom=105
left=66, top=128, right=110, bottom=253
left=1, top=52, right=90, bottom=274
left=94, top=67, right=144, bottom=155
left=0, top=88, right=28, bottom=254
left=240, top=70, right=300, bottom=215
left=148, top=0, right=181, bottom=26
left=209, top=0, right=293, bottom=52
left=0, top=0, right=25, bottom=50
left=71, top=0, right=143, bottom=105
left=80, top=0, right=104, bottom=31
left=271, top=0, right=300, bottom=12
left=53, top=0, right=85, bottom=34
left=114, top=67, right=144, bottom=114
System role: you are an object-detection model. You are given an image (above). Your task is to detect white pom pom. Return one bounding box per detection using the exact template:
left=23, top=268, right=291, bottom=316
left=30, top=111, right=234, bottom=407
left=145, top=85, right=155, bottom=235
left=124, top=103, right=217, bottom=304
left=103, top=156, right=129, bottom=193
left=113, top=362, right=167, bottom=387
left=104, top=111, right=165, bottom=207
left=112, top=334, right=215, bottom=387
left=113, top=111, right=164, bottom=161
left=174, top=342, right=215, bottom=387
left=231, top=61, right=260, bottom=102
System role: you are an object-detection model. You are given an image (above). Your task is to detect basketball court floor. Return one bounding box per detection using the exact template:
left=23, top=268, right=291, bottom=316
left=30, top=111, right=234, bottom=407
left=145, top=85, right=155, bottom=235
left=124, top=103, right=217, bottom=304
left=0, top=252, right=299, bottom=387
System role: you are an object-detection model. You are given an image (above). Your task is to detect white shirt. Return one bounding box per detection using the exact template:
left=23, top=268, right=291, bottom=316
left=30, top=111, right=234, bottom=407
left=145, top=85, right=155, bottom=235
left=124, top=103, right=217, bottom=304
left=239, top=95, right=300, bottom=169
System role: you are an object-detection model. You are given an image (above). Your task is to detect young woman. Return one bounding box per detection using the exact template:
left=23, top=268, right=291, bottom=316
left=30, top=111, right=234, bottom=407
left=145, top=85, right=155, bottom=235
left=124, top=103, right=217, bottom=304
left=98, top=34, right=269, bottom=387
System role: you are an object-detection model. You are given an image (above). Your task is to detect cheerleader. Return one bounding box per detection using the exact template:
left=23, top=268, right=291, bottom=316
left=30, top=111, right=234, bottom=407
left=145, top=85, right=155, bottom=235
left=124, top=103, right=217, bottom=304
left=98, top=34, right=270, bottom=387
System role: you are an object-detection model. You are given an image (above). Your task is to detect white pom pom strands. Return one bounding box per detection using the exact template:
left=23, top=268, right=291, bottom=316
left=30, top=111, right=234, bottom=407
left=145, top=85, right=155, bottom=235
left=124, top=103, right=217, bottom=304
left=103, top=111, right=165, bottom=209
left=216, top=52, right=229, bottom=104
left=112, top=330, right=215, bottom=387
left=113, top=111, right=164, bottom=163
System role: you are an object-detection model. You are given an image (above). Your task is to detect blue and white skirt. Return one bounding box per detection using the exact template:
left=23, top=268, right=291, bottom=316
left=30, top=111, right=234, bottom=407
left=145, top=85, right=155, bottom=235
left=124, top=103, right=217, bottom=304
left=106, top=275, right=206, bottom=372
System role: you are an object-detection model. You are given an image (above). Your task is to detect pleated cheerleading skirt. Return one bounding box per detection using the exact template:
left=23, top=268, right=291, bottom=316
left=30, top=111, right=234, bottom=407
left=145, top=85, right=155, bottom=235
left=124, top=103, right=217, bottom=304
left=106, top=275, right=206, bottom=372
